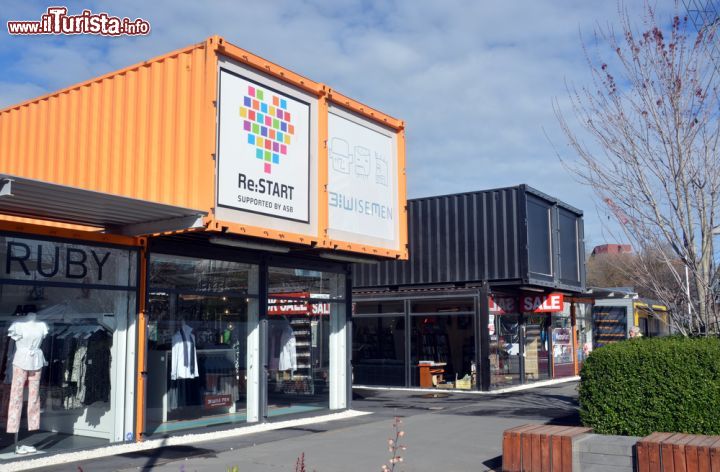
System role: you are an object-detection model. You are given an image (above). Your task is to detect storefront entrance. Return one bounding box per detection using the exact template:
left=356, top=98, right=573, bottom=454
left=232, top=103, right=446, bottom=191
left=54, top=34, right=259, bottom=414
left=142, top=242, right=350, bottom=437
left=265, top=267, right=344, bottom=418
left=145, top=253, right=257, bottom=435
left=489, top=313, right=521, bottom=388
left=353, top=288, right=586, bottom=391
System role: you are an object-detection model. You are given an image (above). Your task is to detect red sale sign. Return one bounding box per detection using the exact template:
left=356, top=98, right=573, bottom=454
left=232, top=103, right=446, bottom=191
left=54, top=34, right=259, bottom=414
left=521, top=293, right=564, bottom=313
left=488, top=296, right=517, bottom=314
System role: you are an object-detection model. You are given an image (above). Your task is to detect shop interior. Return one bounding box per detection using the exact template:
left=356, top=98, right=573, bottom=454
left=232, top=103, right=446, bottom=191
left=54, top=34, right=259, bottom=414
left=265, top=267, right=343, bottom=418
left=353, top=313, right=405, bottom=387
left=145, top=292, right=250, bottom=435
left=353, top=291, right=589, bottom=391
left=352, top=297, right=477, bottom=390
left=146, top=254, right=255, bottom=435
left=0, top=237, right=137, bottom=459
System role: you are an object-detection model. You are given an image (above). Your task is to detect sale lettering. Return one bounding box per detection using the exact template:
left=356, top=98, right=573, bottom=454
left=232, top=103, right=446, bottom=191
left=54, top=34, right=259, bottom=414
left=489, top=297, right=516, bottom=314
left=267, top=292, right=331, bottom=316
left=522, top=293, right=564, bottom=313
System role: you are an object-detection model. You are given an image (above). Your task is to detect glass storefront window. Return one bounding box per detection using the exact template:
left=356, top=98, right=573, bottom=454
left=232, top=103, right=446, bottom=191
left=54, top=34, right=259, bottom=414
left=354, top=301, right=404, bottom=315
left=410, top=299, right=474, bottom=314
left=266, top=267, right=345, bottom=418
left=268, top=267, right=345, bottom=300
left=352, top=316, right=405, bottom=387
left=592, top=305, right=627, bottom=347
left=576, top=303, right=593, bottom=369
left=266, top=303, right=332, bottom=417
left=146, top=254, right=258, bottom=435
left=0, top=236, right=136, bottom=459
left=551, top=314, right=574, bottom=378
left=524, top=315, right=550, bottom=382
left=410, top=315, right=475, bottom=389
left=489, top=313, right=521, bottom=387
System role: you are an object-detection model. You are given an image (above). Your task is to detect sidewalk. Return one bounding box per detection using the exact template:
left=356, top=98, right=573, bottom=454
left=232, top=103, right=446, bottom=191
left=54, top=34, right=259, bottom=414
left=28, top=381, right=579, bottom=471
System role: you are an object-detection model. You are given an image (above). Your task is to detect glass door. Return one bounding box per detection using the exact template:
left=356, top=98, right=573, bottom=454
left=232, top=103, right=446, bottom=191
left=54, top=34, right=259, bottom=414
left=490, top=313, right=521, bottom=387
left=146, top=254, right=258, bottom=435
left=145, top=293, right=250, bottom=434
left=265, top=267, right=345, bottom=419
left=524, top=315, right=550, bottom=382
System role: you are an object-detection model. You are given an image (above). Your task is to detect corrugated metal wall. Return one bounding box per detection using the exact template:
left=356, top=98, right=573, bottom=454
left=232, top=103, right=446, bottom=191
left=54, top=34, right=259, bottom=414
left=0, top=41, right=215, bottom=212
left=354, top=187, right=523, bottom=286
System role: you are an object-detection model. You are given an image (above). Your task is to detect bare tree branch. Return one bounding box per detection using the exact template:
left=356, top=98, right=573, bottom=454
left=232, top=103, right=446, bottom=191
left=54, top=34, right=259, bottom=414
left=554, top=1, right=719, bottom=335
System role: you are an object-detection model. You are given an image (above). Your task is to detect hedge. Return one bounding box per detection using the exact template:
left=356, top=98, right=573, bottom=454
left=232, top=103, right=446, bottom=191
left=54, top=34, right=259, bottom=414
left=579, top=336, right=720, bottom=436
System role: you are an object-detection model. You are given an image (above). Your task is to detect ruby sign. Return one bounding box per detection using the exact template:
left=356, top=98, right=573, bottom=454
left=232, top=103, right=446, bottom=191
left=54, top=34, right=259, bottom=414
left=521, top=293, right=564, bottom=313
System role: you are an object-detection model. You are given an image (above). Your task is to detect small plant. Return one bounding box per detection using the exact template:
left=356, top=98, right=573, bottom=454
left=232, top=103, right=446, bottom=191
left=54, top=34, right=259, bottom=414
left=295, top=452, right=306, bottom=472
left=381, top=417, right=407, bottom=472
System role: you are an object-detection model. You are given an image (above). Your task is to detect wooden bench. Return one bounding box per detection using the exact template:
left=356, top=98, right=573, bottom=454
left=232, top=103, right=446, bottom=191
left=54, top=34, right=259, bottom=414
left=636, top=432, right=720, bottom=472
left=502, top=424, right=592, bottom=472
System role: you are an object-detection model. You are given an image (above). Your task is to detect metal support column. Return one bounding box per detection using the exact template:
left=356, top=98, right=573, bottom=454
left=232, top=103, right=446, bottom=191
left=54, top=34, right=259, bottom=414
left=479, top=282, right=491, bottom=391
left=246, top=266, right=261, bottom=423
left=258, top=260, right=269, bottom=421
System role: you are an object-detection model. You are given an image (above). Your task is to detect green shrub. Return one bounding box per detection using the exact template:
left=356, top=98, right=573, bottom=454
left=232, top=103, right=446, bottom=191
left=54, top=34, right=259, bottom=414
left=579, top=336, right=720, bottom=436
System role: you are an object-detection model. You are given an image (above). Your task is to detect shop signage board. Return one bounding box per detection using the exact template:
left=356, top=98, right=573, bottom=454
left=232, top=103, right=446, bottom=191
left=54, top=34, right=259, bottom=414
left=217, top=69, right=311, bottom=223
left=212, top=41, right=406, bottom=258
left=327, top=106, right=400, bottom=251
left=489, top=294, right=564, bottom=314
left=2, top=237, right=135, bottom=287
left=521, top=293, right=564, bottom=313
left=203, top=394, right=233, bottom=409
left=488, top=296, right=517, bottom=314
left=552, top=327, right=574, bottom=366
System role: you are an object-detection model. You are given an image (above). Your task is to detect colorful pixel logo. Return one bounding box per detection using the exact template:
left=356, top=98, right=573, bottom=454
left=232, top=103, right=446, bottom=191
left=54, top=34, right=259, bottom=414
left=239, top=85, right=295, bottom=174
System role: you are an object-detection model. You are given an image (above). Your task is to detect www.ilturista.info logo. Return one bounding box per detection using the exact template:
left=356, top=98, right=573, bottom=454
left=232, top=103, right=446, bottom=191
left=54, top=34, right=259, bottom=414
left=239, top=85, right=295, bottom=175
left=7, top=7, right=150, bottom=36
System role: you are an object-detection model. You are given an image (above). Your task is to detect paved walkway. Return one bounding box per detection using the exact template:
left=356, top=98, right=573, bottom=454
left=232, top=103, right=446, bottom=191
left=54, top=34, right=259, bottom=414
left=34, top=382, right=579, bottom=471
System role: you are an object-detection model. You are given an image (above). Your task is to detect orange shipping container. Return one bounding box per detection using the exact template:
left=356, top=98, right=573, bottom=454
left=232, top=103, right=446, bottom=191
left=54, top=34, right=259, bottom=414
left=0, top=36, right=407, bottom=258
left=0, top=38, right=217, bottom=213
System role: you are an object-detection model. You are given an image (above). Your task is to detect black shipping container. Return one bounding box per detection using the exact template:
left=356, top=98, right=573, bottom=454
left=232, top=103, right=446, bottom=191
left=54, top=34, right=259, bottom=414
left=353, top=185, right=585, bottom=291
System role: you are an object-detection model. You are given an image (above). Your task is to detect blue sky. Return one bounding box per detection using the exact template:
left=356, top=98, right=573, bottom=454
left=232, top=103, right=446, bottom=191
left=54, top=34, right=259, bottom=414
left=0, top=1, right=676, bottom=249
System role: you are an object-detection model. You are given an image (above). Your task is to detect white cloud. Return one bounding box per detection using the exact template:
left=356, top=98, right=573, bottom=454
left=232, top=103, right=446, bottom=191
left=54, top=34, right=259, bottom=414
left=0, top=81, right=47, bottom=109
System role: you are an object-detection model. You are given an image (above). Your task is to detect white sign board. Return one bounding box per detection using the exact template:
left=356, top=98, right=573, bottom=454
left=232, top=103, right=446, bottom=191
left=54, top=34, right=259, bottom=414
left=217, top=69, right=311, bottom=223
left=327, top=107, right=398, bottom=248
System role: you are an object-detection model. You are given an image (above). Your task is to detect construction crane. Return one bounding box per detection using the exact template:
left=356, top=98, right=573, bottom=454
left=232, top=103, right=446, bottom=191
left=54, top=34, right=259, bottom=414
left=602, top=197, right=631, bottom=226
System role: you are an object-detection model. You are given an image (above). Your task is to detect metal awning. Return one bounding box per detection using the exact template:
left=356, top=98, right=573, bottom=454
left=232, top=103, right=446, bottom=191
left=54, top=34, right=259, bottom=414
left=0, top=175, right=207, bottom=236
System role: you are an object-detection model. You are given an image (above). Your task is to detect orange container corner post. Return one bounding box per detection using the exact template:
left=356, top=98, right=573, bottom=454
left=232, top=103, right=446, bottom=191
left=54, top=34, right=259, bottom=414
left=135, top=239, right=148, bottom=441
left=396, top=126, right=409, bottom=260
left=317, top=95, right=330, bottom=240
